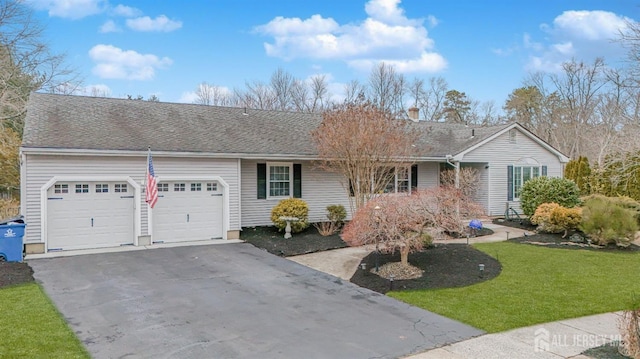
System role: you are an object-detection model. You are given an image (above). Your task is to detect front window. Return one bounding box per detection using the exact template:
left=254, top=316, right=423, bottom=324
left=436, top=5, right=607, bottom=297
left=513, top=166, right=540, bottom=199
left=381, top=166, right=411, bottom=194
left=268, top=163, right=291, bottom=197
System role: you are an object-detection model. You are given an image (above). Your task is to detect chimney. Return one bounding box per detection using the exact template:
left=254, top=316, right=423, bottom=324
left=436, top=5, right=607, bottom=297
left=408, top=107, right=419, bottom=122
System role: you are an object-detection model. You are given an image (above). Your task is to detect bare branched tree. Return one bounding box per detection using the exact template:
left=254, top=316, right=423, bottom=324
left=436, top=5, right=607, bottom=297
left=311, top=103, right=420, bottom=211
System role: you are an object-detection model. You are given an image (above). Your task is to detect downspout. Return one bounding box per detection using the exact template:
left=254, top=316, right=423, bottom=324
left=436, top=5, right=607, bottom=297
left=445, top=155, right=460, bottom=188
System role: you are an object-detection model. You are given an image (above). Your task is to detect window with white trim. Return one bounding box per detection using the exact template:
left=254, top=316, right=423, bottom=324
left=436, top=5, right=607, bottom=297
left=174, top=183, right=186, bottom=192
left=95, top=184, right=109, bottom=193
left=191, top=183, right=202, bottom=191
left=513, top=166, right=540, bottom=199
left=382, top=166, right=411, bottom=194
left=114, top=184, right=128, bottom=193
left=54, top=184, right=69, bottom=194
left=206, top=183, right=217, bottom=191
left=268, top=163, right=292, bottom=197
left=75, top=184, right=89, bottom=193
left=157, top=183, right=169, bottom=192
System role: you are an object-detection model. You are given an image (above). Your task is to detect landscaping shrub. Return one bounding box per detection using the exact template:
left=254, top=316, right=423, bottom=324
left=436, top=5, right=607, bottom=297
left=531, top=202, right=582, bottom=237
left=314, top=204, right=347, bottom=236
left=326, top=204, right=347, bottom=223
left=0, top=197, right=19, bottom=218
left=342, top=187, right=484, bottom=265
left=270, top=198, right=309, bottom=233
left=580, top=196, right=638, bottom=246
left=520, top=176, right=581, bottom=217
left=531, top=203, right=563, bottom=233
left=582, top=194, right=640, bottom=226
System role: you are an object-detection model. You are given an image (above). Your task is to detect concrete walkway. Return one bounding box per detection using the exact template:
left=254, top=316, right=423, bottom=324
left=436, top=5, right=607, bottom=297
left=288, top=221, right=623, bottom=359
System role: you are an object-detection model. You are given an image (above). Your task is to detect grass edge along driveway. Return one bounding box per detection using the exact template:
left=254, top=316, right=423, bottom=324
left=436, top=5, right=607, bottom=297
left=390, top=242, right=640, bottom=333
left=0, top=282, right=89, bottom=359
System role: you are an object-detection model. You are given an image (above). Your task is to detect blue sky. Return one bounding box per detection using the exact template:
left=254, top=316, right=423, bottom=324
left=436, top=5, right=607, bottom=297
left=26, top=0, right=638, bottom=108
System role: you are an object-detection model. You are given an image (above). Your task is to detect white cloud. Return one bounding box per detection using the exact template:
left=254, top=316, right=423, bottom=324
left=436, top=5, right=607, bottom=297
left=255, top=0, right=446, bottom=73
left=550, top=10, right=630, bottom=41
left=525, top=10, right=632, bottom=72
left=178, top=91, right=198, bottom=103
left=126, top=15, right=183, bottom=32
left=349, top=51, right=447, bottom=72
left=81, top=84, right=112, bottom=97
left=426, top=15, right=439, bottom=28
left=88, top=44, right=172, bottom=80
left=99, top=20, right=121, bottom=33
left=27, top=0, right=106, bottom=19
left=112, top=4, right=141, bottom=17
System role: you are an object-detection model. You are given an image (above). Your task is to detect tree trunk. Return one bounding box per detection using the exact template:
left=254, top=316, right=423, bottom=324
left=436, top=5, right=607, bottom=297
left=400, top=245, right=409, bottom=266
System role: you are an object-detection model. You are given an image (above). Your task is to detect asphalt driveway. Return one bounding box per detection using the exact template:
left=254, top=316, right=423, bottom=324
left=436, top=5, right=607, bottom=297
left=30, top=243, right=483, bottom=359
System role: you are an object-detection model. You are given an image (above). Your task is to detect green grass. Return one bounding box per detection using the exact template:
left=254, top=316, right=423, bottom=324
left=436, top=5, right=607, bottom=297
left=0, top=283, right=89, bottom=358
left=389, top=242, right=640, bottom=333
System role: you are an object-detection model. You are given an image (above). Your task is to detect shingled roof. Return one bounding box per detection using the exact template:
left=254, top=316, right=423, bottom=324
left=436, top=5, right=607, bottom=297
left=22, top=92, right=511, bottom=159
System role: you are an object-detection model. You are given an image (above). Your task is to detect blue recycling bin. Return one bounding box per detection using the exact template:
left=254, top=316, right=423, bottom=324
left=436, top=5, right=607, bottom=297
left=0, top=222, right=25, bottom=262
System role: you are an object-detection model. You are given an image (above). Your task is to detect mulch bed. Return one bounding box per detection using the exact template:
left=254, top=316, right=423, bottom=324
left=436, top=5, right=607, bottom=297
left=241, top=225, right=348, bottom=256
left=244, top=224, right=502, bottom=294
left=493, top=218, right=640, bottom=252
left=0, top=261, right=34, bottom=288
left=350, top=244, right=501, bottom=294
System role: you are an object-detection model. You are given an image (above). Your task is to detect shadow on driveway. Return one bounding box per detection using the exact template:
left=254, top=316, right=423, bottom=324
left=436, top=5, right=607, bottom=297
left=30, top=243, right=483, bottom=359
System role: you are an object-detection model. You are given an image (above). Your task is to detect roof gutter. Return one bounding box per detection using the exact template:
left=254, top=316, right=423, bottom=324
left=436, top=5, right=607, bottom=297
left=19, top=147, right=319, bottom=161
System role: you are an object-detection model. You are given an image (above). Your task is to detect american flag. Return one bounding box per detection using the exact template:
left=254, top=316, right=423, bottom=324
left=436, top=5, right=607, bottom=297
left=145, top=149, right=158, bottom=208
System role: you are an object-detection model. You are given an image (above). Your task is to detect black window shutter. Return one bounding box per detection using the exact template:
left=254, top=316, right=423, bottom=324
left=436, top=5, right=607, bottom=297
left=257, top=163, right=266, bottom=199
left=542, top=165, right=547, bottom=176
left=293, top=164, right=302, bottom=198
left=507, top=165, right=513, bottom=201
left=411, top=164, right=418, bottom=190
left=348, top=179, right=355, bottom=197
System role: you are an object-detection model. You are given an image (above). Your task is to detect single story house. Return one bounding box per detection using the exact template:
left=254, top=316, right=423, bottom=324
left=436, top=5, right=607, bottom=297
left=20, top=93, right=569, bottom=254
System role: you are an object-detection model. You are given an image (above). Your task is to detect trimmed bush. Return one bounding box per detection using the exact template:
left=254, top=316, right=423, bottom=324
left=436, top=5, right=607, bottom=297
left=531, top=203, right=582, bottom=237
left=314, top=204, right=347, bottom=236
left=326, top=204, right=347, bottom=223
left=520, top=177, right=581, bottom=217
left=580, top=196, right=638, bottom=246
left=270, top=198, right=309, bottom=233
left=531, top=203, right=563, bottom=233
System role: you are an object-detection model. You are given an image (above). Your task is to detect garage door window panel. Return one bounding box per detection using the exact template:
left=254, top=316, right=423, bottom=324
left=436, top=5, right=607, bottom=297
left=95, top=184, right=109, bottom=193
left=75, top=184, right=89, bottom=193
left=174, top=183, right=186, bottom=192
left=207, top=183, right=217, bottom=191
left=54, top=184, right=69, bottom=194
left=114, top=184, right=128, bottom=193
left=158, top=183, right=168, bottom=192
left=191, top=183, right=202, bottom=191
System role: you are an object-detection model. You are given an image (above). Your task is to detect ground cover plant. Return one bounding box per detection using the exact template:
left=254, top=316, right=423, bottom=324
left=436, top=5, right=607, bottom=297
left=389, top=241, right=640, bottom=333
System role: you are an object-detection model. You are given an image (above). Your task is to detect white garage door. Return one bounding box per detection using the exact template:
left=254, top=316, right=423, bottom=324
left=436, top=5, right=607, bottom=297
left=47, top=181, right=135, bottom=251
left=152, top=181, right=224, bottom=243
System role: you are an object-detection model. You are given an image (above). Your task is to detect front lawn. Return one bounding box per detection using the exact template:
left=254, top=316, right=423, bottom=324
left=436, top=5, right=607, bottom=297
left=389, top=242, right=640, bottom=333
left=0, top=283, right=89, bottom=358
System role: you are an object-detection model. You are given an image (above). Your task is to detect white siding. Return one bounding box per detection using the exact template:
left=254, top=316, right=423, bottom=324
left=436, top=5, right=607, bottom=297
left=461, top=128, right=564, bottom=216
left=462, top=163, right=489, bottom=211
left=241, top=160, right=352, bottom=227
left=23, top=154, right=240, bottom=243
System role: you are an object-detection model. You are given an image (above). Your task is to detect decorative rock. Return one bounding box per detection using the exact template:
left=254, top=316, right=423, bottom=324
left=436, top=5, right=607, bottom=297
left=569, top=233, right=585, bottom=243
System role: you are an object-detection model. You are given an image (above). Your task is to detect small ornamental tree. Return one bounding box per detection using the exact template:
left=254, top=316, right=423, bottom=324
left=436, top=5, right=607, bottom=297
left=342, top=187, right=484, bottom=266
left=519, top=176, right=581, bottom=217
left=311, top=102, right=420, bottom=212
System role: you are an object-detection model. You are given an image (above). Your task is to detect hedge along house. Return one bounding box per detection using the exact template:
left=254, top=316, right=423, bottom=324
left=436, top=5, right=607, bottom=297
left=20, top=93, right=569, bottom=254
